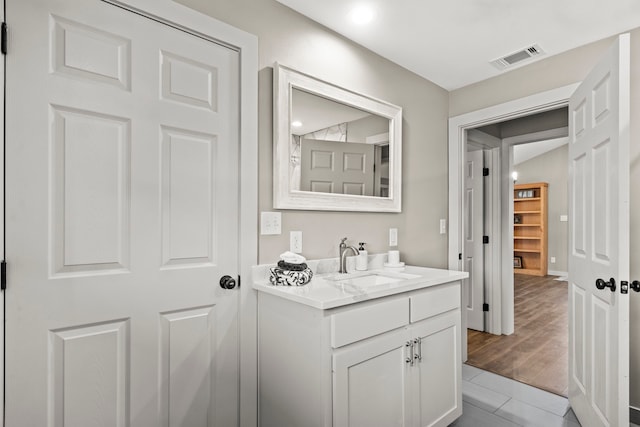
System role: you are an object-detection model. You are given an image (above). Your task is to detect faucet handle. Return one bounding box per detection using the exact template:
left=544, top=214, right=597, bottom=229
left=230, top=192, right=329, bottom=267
left=340, top=237, right=347, bottom=244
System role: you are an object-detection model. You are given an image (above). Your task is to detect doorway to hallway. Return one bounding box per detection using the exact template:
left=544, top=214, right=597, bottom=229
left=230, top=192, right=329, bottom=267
left=463, top=109, right=570, bottom=396
left=451, top=37, right=633, bottom=422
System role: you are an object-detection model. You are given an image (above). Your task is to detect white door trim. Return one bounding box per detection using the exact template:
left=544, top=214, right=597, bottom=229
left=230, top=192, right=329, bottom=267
left=484, top=147, right=501, bottom=335
left=100, top=2, right=258, bottom=425
left=448, top=83, right=577, bottom=354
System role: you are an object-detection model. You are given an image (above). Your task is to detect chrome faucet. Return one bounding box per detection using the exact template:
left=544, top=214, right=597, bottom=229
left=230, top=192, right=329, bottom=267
left=339, top=237, right=359, bottom=273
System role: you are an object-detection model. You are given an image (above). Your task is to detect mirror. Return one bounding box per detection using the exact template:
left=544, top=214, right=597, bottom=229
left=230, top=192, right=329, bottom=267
left=273, top=64, right=402, bottom=212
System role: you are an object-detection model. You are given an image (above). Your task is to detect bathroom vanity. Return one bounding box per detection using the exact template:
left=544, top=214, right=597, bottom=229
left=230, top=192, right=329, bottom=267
left=253, top=265, right=468, bottom=427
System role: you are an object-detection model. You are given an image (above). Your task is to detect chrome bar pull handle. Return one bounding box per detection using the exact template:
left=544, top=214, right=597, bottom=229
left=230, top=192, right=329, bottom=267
left=413, top=338, right=422, bottom=363
left=405, top=341, right=414, bottom=366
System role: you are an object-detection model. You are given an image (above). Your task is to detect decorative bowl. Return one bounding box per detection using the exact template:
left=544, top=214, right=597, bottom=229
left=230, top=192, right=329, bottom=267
left=269, top=266, right=313, bottom=286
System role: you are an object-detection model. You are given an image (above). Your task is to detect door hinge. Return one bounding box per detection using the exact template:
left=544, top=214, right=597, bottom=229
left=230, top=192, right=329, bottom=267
left=483, top=236, right=489, bottom=244
left=1, top=23, right=7, bottom=55
left=458, top=253, right=462, bottom=260
left=237, top=274, right=241, bottom=288
left=483, top=167, right=489, bottom=176
left=483, top=303, right=489, bottom=312
left=1, top=260, right=6, bottom=290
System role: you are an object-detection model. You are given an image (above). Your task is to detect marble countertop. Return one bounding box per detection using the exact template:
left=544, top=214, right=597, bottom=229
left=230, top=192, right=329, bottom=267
left=252, top=255, right=468, bottom=310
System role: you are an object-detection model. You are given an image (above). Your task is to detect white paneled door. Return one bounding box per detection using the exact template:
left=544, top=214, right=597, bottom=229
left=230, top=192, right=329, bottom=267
left=568, top=34, right=630, bottom=427
left=5, top=0, right=240, bottom=425
left=463, top=150, right=484, bottom=331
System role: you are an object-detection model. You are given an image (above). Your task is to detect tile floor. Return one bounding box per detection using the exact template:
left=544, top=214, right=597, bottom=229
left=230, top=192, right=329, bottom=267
left=451, top=364, right=640, bottom=427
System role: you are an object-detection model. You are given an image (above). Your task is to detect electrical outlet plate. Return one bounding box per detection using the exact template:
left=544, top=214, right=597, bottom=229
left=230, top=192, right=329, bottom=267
left=389, top=228, right=398, bottom=247
left=290, top=231, right=302, bottom=253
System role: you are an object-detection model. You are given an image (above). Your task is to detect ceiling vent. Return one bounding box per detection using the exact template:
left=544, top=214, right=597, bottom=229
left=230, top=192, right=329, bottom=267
left=490, top=44, right=545, bottom=70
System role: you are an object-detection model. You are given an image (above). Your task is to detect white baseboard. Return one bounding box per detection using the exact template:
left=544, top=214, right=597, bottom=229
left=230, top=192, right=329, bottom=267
left=548, top=270, right=568, bottom=277
left=631, top=406, right=640, bottom=424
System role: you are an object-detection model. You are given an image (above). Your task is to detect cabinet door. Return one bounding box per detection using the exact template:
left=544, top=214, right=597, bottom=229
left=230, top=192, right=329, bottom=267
left=333, top=328, right=412, bottom=427
left=411, top=310, right=462, bottom=427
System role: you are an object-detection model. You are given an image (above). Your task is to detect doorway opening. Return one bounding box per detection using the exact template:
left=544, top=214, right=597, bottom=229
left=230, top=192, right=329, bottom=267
left=451, top=35, right=632, bottom=424
left=459, top=106, right=571, bottom=396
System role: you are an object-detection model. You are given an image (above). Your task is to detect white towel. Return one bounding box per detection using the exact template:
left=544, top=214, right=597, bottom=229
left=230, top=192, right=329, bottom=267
left=279, top=251, right=306, bottom=264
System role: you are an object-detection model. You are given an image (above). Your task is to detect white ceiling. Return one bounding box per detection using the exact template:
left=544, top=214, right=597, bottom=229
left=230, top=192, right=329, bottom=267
left=276, top=0, right=640, bottom=90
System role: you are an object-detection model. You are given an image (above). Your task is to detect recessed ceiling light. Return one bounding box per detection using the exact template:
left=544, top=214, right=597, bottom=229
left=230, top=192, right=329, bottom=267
left=349, top=4, right=375, bottom=25
left=291, top=120, right=303, bottom=128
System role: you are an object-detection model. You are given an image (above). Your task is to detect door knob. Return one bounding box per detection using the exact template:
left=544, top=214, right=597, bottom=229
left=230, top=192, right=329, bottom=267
left=219, top=275, right=236, bottom=290
left=631, top=280, right=640, bottom=292
left=595, top=278, right=616, bottom=292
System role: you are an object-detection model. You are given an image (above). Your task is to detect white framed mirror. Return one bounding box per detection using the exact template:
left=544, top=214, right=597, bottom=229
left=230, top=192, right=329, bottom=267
left=273, top=63, right=402, bottom=212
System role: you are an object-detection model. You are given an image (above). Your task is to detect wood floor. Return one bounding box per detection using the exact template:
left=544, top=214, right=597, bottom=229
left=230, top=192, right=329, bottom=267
left=466, top=274, right=568, bottom=396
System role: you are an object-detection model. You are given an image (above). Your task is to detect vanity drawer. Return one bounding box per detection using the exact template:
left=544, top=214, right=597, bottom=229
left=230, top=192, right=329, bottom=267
left=410, top=282, right=461, bottom=323
left=331, top=297, right=409, bottom=348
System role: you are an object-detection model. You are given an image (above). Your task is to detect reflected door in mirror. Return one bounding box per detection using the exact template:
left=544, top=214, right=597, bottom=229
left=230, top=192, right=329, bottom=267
left=300, top=139, right=375, bottom=195
left=292, top=88, right=390, bottom=197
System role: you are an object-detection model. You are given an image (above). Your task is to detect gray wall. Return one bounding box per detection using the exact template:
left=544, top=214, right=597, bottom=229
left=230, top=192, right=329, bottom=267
left=451, top=28, right=640, bottom=409
left=176, top=0, right=450, bottom=267
left=515, top=144, right=568, bottom=273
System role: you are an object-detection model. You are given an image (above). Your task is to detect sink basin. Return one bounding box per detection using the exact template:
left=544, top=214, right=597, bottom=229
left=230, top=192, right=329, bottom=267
left=322, top=270, right=420, bottom=287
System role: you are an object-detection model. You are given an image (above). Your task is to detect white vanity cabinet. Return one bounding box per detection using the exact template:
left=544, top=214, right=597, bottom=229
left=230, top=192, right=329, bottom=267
left=332, top=327, right=411, bottom=426
left=256, top=271, right=463, bottom=427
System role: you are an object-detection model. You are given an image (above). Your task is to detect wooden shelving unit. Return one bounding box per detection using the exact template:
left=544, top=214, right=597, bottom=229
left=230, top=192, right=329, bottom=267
left=514, top=182, right=548, bottom=276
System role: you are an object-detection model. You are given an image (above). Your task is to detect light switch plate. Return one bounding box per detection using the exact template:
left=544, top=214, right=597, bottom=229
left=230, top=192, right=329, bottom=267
left=261, top=212, right=281, bottom=235
left=290, top=231, right=302, bottom=253
left=389, top=228, right=398, bottom=247
left=560, top=215, right=568, bottom=222
left=439, top=219, right=447, bottom=234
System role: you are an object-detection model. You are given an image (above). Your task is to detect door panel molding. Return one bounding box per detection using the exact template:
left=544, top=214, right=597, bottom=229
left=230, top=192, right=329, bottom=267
left=103, top=3, right=259, bottom=426
left=4, top=1, right=258, bottom=426
left=463, top=149, right=484, bottom=331
left=567, top=34, right=630, bottom=426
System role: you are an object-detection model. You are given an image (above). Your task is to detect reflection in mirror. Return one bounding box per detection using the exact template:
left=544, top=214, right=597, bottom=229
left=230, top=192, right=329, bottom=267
left=273, top=63, right=402, bottom=212
left=291, top=88, right=390, bottom=197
